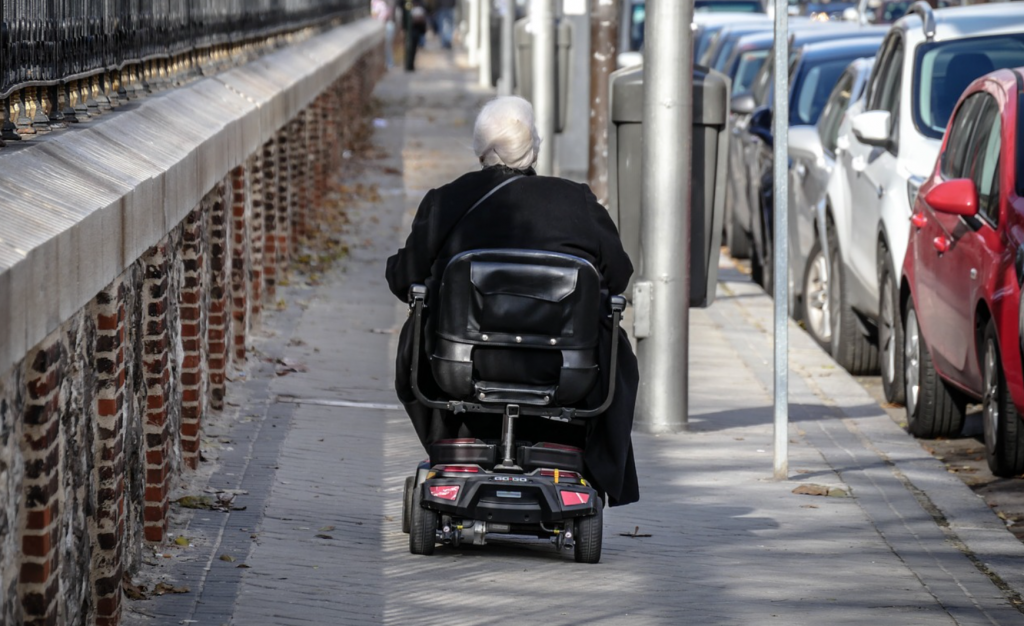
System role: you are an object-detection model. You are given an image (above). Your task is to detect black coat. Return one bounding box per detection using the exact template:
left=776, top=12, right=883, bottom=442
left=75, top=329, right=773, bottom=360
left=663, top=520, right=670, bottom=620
left=386, top=166, right=640, bottom=506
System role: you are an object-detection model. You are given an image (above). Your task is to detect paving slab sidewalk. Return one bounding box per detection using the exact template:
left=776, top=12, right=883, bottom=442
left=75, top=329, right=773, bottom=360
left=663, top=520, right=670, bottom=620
left=125, top=49, right=1024, bottom=625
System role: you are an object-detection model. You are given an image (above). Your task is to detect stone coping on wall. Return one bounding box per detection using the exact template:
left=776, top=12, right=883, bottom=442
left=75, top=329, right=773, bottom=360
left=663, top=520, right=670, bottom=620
left=0, top=18, right=384, bottom=380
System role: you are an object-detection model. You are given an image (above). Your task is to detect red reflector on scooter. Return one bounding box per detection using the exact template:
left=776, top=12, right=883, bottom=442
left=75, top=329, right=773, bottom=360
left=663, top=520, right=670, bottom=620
left=559, top=490, right=590, bottom=506
left=429, top=485, right=461, bottom=500
left=438, top=465, right=479, bottom=473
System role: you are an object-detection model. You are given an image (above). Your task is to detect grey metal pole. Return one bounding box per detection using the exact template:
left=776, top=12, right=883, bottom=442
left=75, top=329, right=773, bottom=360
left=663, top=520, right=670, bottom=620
left=468, top=0, right=480, bottom=67
left=532, top=0, right=556, bottom=175
left=500, top=0, right=515, bottom=96
left=772, top=0, right=789, bottom=480
left=635, top=0, right=693, bottom=433
left=479, top=0, right=494, bottom=87
left=588, top=0, right=619, bottom=206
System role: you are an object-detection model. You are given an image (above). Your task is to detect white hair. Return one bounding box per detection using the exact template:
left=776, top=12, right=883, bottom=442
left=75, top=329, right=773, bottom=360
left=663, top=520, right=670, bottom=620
left=472, top=96, right=541, bottom=170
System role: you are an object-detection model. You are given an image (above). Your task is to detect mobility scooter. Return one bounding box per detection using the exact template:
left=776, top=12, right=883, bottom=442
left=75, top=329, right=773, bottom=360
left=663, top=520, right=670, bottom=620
left=401, top=249, right=625, bottom=564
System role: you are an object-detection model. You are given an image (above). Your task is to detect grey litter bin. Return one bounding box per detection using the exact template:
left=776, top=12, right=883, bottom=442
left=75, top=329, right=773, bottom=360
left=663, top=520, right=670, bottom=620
left=513, top=17, right=572, bottom=133
left=606, top=64, right=730, bottom=308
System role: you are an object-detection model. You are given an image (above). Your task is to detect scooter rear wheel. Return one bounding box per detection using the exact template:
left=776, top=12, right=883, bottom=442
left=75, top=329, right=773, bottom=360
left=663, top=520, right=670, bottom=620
left=573, top=502, right=603, bottom=564
left=409, top=485, right=438, bottom=555
left=402, top=476, right=414, bottom=534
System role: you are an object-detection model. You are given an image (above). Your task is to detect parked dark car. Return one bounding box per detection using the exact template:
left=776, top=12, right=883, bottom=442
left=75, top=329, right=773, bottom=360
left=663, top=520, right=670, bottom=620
left=724, top=24, right=883, bottom=263
left=743, top=36, right=884, bottom=291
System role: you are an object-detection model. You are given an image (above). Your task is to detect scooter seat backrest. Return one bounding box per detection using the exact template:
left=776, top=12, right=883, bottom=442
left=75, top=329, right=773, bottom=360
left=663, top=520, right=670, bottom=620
left=431, top=249, right=603, bottom=405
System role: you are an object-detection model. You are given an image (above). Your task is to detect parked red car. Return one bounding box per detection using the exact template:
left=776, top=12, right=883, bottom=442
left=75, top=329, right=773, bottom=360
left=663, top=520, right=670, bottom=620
left=901, top=67, right=1024, bottom=477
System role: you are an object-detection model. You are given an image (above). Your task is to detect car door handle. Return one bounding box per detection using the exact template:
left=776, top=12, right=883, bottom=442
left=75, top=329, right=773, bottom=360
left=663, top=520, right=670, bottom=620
left=794, top=163, right=807, bottom=176
left=851, top=155, right=866, bottom=172
left=933, top=236, right=951, bottom=253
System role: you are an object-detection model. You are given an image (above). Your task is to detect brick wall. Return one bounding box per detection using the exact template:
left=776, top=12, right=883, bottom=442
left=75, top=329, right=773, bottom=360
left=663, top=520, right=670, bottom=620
left=0, top=45, right=384, bottom=626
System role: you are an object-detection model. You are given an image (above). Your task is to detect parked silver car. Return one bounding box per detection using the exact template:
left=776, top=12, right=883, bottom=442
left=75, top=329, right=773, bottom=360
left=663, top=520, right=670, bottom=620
left=787, top=57, right=874, bottom=350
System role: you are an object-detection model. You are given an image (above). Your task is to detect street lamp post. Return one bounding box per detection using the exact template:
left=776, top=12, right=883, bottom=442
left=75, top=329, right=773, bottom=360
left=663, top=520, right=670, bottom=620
left=635, top=0, right=694, bottom=433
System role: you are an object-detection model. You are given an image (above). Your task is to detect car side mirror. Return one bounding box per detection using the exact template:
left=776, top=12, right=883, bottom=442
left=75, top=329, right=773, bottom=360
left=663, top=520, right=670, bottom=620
left=924, top=178, right=978, bottom=217
left=731, top=92, right=757, bottom=116
left=788, top=125, right=823, bottom=159
left=851, top=110, right=891, bottom=148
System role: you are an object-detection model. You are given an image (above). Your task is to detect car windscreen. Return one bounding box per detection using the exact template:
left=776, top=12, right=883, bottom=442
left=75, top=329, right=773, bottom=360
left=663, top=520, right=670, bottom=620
left=713, top=37, right=740, bottom=72
left=733, top=50, right=769, bottom=94
left=914, top=33, right=1024, bottom=139
left=791, top=58, right=853, bottom=126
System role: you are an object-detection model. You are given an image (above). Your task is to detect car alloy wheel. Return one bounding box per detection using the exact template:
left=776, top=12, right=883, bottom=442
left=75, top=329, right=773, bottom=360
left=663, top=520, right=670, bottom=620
left=983, top=336, right=1000, bottom=460
left=904, top=307, right=921, bottom=419
left=802, top=243, right=831, bottom=348
left=879, top=259, right=905, bottom=405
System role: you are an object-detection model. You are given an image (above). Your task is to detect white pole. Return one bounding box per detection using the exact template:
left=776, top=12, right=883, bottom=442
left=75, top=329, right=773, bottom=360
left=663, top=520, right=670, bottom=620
left=635, top=0, right=693, bottom=433
left=772, top=0, right=789, bottom=481
left=531, top=0, right=556, bottom=174
left=479, top=0, right=494, bottom=87
left=468, top=0, right=480, bottom=67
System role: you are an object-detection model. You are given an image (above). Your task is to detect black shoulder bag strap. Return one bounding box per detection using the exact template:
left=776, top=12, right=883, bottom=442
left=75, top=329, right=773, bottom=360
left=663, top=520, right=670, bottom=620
left=448, top=175, right=523, bottom=237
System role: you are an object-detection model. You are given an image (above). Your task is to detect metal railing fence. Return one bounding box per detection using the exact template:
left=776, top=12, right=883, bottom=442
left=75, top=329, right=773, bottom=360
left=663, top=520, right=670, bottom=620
left=0, top=0, right=368, bottom=99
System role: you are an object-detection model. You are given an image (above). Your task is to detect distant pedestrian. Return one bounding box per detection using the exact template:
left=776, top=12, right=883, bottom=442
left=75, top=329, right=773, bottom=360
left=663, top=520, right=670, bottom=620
left=400, top=0, right=429, bottom=71
left=435, top=0, right=456, bottom=49
left=371, top=0, right=396, bottom=69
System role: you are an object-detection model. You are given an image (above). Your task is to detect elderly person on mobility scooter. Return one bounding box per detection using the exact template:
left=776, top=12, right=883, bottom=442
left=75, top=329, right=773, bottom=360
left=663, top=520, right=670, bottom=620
left=386, top=96, right=639, bottom=562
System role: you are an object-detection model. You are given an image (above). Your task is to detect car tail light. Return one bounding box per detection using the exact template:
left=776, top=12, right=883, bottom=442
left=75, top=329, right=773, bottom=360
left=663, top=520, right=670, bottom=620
left=559, top=490, right=591, bottom=506
left=437, top=465, right=479, bottom=473
left=933, top=236, right=951, bottom=254
left=911, top=211, right=927, bottom=229
left=429, top=485, right=460, bottom=500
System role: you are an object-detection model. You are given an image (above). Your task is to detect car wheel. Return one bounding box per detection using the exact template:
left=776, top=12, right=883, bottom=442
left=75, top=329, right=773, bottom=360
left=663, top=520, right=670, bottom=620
left=982, top=321, right=1024, bottom=477
left=903, top=301, right=965, bottom=438
left=725, top=188, right=751, bottom=259
left=573, top=500, right=603, bottom=564
left=827, top=222, right=878, bottom=374
left=402, top=476, right=414, bottom=534
left=409, top=485, right=438, bottom=555
left=801, top=239, right=832, bottom=351
left=879, top=249, right=905, bottom=405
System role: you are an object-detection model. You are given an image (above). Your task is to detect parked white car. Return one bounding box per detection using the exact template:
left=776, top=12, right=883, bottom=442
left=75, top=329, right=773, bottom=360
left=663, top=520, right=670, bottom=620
left=824, top=1, right=1024, bottom=404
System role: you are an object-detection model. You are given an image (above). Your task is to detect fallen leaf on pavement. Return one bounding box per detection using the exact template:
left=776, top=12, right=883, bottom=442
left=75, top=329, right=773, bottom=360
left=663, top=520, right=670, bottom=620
left=153, top=582, right=189, bottom=595
left=122, top=575, right=147, bottom=600
left=219, top=554, right=235, bottom=562
left=315, top=534, right=335, bottom=540
left=174, top=536, right=190, bottom=547
left=319, top=525, right=336, bottom=532
left=792, top=484, right=849, bottom=498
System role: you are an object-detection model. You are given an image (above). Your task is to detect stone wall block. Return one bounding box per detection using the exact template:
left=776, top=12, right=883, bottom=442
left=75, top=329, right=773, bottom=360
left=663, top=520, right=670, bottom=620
left=141, top=242, right=171, bottom=542
left=206, top=180, right=231, bottom=411
left=249, top=150, right=266, bottom=324
left=230, top=163, right=252, bottom=364
left=18, top=335, right=63, bottom=626
left=275, top=129, right=292, bottom=284
left=261, top=137, right=280, bottom=301
left=290, top=116, right=307, bottom=253
left=89, top=278, right=127, bottom=625
left=179, top=204, right=208, bottom=470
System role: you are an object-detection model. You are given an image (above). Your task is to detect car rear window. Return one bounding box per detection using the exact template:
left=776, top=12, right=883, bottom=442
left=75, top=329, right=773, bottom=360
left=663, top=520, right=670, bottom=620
left=792, top=58, right=856, bottom=126
left=914, top=33, right=1024, bottom=139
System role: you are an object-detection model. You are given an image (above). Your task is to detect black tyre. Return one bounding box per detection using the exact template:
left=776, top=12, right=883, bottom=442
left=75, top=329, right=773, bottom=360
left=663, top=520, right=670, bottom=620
left=725, top=189, right=751, bottom=259
left=402, top=476, right=414, bottom=534
left=409, top=485, right=437, bottom=555
left=982, top=321, right=1024, bottom=477
left=879, top=248, right=905, bottom=405
left=573, top=500, right=603, bottom=564
left=800, top=239, right=832, bottom=352
left=903, top=301, right=965, bottom=438
left=828, top=222, right=878, bottom=374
